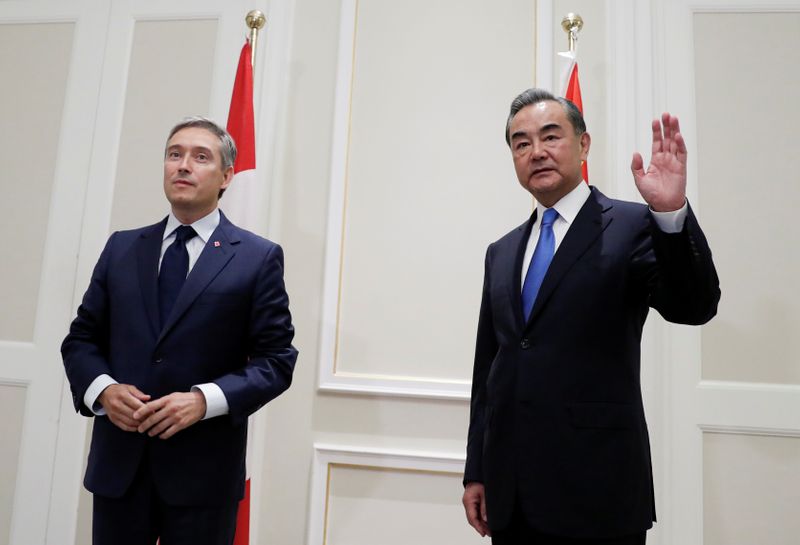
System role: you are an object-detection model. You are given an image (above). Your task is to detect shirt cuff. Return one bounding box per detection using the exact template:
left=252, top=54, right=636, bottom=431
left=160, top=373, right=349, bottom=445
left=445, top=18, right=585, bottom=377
left=192, top=383, right=229, bottom=420
left=84, top=374, right=118, bottom=415
left=650, top=201, right=688, bottom=233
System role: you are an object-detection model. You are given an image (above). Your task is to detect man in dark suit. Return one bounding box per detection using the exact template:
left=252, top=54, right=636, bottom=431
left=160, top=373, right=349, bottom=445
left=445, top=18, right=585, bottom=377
left=462, top=88, right=719, bottom=544
left=62, top=117, right=297, bottom=545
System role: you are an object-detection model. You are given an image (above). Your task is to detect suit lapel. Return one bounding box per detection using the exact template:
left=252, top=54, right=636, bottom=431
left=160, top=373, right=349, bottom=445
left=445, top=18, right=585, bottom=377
left=524, top=188, right=613, bottom=330
left=136, top=219, right=168, bottom=338
left=157, top=213, right=241, bottom=345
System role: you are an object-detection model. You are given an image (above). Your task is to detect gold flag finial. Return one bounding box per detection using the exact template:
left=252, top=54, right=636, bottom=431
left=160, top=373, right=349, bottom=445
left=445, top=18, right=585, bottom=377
left=561, top=13, right=584, bottom=53
left=245, top=10, right=267, bottom=69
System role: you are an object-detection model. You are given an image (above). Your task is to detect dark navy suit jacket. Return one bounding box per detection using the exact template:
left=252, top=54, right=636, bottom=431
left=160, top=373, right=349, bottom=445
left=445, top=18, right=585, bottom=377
left=62, top=211, right=297, bottom=506
left=464, top=187, right=720, bottom=538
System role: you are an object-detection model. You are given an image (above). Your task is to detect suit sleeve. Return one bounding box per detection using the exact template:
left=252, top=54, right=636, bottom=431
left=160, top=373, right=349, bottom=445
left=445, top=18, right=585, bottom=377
left=464, top=245, right=499, bottom=485
left=61, top=233, right=117, bottom=416
left=636, top=202, right=721, bottom=325
left=214, top=243, right=298, bottom=425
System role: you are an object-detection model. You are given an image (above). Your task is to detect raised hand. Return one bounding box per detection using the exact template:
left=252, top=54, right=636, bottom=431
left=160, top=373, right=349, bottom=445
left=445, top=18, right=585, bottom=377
left=631, top=113, right=687, bottom=212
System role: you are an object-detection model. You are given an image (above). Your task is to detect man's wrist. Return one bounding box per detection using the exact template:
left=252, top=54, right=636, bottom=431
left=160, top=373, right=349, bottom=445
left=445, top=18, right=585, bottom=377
left=650, top=200, right=688, bottom=233
left=84, top=374, right=118, bottom=415
left=191, top=383, right=229, bottom=419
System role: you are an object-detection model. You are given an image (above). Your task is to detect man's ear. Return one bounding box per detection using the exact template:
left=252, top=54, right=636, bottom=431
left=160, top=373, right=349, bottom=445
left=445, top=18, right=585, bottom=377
left=221, top=166, right=234, bottom=190
left=579, top=132, right=591, bottom=161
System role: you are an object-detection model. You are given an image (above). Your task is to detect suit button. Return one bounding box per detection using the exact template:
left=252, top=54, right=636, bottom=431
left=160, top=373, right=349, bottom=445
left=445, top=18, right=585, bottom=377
left=154, top=357, right=163, bottom=364
left=520, top=338, right=531, bottom=349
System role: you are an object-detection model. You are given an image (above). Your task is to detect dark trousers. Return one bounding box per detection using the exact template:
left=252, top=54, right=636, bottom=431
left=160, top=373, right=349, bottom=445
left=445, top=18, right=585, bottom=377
left=92, top=458, right=239, bottom=545
left=491, top=502, right=647, bottom=545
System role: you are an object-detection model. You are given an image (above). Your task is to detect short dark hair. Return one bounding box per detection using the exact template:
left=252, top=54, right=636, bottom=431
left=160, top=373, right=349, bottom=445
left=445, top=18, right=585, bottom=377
left=166, top=116, right=237, bottom=198
left=504, top=88, right=586, bottom=145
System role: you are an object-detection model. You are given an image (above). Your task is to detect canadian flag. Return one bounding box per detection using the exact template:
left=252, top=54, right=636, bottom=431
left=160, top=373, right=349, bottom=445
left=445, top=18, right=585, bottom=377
left=558, top=49, right=588, bottom=183
left=226, top=39, right=256, bottom=545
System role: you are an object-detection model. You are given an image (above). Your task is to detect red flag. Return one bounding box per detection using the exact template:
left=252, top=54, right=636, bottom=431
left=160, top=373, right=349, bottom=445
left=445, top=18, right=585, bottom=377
left=227, top=41, right=256, bottom=174
left=559, top=51, right=588, bottom=183
left=226, top=39, right=256, bottom=545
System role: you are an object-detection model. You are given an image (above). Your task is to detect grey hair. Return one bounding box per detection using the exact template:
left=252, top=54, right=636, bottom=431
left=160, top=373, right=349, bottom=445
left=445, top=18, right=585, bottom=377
left=166, top=116, right=237, bottom=172
left=504, top=88, right=586, bottom=145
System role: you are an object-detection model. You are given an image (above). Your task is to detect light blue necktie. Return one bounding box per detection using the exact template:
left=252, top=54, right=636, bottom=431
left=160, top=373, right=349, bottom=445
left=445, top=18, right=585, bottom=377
left=521, top=208, right=558, bottom=322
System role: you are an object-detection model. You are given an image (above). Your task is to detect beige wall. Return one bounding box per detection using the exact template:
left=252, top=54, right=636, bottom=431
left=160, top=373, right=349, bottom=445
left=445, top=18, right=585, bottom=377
left=0, top=22, right=74, bottom=342
left=696, top=11, right=800, bottom=385
left=704, top=433, right=800, bottom=545
left=111, top=19, right=218, bottom=232
left=690, top=6, right=800, bottom=544
left=326, top=465, right=481, bottom=545
left=261, top=0, right=540, bottom=541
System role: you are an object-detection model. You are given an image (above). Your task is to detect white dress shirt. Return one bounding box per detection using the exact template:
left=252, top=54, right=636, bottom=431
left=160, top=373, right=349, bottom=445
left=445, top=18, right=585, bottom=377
left=84, top=208, right=229, bottom=419
left=521, top=183, right=688, bottom=289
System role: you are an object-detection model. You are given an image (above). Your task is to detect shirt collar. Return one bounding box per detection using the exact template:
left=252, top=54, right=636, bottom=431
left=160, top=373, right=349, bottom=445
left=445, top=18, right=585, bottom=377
left=163, top=208, right=220, bottom=244
left=536, top=181, right=590, bottom=225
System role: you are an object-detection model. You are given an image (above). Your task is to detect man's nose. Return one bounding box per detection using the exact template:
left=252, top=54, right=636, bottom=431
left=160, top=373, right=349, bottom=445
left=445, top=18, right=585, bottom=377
left=178, top=155, right=191, bottom=172
left=530, top=140, right=547, bottom=160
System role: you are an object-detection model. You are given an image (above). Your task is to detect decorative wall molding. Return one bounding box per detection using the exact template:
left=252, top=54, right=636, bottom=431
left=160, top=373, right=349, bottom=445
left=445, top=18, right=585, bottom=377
left=697, top=380, right=800, bottom=436
left=307, top=443, right=465, bottom=545
left=317, top=0, right=472, bottom=400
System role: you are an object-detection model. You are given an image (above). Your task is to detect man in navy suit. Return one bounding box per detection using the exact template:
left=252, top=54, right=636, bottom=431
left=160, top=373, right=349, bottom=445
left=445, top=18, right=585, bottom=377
left=462, top=88, right=719, bottom=544
left=62, top=117, right=297, bottom=545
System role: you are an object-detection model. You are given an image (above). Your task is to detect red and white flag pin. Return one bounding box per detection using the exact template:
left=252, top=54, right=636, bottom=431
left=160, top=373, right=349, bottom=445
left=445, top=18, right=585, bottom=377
left=214, top=241, right=221, bottom=247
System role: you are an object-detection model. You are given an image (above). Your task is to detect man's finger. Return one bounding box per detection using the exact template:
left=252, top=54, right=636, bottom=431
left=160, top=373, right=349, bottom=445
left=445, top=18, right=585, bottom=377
left=661, top=112, right=672, bottom=144
left=121, top=394, right=147, bottom=414
left=651, top=118, right=662, bottom=155
left=146, top=418, right=172, bottom=437
left=137, top=405, right=169, bottom=434
left=158, top=424, right=181, bottom=440
left=133, top=397, right=166, bottom=421
left=127, top=385, right=151, bottom=402
left=109, top=419, right=136, bottom=432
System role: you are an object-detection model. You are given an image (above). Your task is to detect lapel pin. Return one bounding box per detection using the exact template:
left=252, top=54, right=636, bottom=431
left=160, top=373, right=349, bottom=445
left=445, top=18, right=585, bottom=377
left=214, top=241, right=221, bottom=247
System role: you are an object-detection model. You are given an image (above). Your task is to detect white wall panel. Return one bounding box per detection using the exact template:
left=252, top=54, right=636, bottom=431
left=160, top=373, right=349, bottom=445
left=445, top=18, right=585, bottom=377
left=660, top=3, right=800, bottom=544
left=695, top=11, right=800, bottom=385
left=110, top=19, right=218, bottom=232
left=0, top=384, right=26, bottom=545
left=320, top=0, right=535, bottom=398
left=309, top=445, right=480, bottom=545
left=0, top=22, right=74, bottom=342
left=327, top=466, right=481, bottom=545
left=704, top=432, right=800, bottom=545
left=0, top=3, right=113, bottom=543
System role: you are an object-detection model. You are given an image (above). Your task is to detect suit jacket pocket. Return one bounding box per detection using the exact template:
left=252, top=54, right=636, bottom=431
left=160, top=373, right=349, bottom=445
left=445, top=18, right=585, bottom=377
left=567, top=402, right=637, bottom=429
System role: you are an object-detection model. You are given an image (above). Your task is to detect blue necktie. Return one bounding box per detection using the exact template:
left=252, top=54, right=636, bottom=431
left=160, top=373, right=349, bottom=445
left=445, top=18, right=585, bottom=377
left=158, top=225, right=197, bottom=328
left=521, top=208, right=558, bottom=322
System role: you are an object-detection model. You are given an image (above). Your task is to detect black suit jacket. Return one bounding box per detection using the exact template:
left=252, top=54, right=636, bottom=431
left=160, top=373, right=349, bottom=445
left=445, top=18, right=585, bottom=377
left=464, top=187, right=719, bottom=538
left=62, top=211, right=297, bottom=506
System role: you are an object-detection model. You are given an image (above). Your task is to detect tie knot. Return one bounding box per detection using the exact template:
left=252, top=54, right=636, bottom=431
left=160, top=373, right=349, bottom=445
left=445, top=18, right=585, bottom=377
left=174, top=225, right=197, bottom=244
left=541, top=208, right=558, bottom=227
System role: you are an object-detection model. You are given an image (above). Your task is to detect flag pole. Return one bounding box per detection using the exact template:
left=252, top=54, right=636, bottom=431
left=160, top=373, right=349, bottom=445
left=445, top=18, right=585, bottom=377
left=559, top=12, right=587, bottom=182
left=561, top=12, right=583, bottom=53
left=245, top=9, right=266, bottom=69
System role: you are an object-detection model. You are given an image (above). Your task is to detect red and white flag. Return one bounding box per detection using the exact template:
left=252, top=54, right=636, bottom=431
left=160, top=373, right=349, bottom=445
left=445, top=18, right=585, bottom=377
left=558, top=49, right=588, bottom=183
left=226, top=39, right=256, bottom=545
left=225, top=40, right=260, bottom=230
